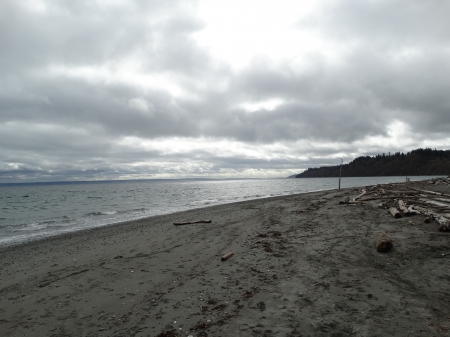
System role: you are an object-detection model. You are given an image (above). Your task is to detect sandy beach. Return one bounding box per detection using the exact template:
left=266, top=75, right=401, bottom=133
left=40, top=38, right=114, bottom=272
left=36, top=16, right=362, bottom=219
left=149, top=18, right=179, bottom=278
left=1, top=181, right=449, bottom=337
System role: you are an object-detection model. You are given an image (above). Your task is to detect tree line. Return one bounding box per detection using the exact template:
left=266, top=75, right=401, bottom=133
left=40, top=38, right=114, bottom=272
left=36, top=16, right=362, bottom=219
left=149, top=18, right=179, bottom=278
left=296, top=148, right=450, bottom=178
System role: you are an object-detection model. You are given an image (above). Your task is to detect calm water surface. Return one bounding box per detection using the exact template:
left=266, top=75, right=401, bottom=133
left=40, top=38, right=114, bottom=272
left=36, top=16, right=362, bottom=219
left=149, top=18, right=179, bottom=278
left=0, top=176, right=435, bottom=246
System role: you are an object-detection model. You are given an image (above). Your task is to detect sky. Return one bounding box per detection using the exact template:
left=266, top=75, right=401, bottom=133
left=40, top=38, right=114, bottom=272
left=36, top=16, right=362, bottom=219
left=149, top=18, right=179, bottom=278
left=1, top=0, right=450, bottom=182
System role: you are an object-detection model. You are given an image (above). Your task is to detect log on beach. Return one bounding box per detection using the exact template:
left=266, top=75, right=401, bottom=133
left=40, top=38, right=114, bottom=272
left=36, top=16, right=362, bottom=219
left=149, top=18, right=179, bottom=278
left=221, top=252, right=234, bottom=261
left=389, top=207, right=402, bottom=218
left=173, top=220, right=212, bottom=226
left=376, top=232, right=393, bottom=252
left=398, top=200, right=410, bottom=215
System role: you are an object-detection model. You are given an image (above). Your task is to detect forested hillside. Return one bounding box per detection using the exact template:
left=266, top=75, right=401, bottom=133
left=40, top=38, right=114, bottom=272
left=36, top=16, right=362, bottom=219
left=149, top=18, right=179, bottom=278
left=296, top=148, right=450, bottom=178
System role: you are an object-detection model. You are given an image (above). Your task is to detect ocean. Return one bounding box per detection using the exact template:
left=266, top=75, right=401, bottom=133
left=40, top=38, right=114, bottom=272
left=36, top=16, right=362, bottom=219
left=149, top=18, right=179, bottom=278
left=0, top=176, right=436, bottom=247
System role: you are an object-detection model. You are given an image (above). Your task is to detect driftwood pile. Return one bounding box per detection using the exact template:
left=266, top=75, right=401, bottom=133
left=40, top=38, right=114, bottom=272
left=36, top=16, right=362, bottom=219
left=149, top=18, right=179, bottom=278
left=340, top=177, right=450, bottom=233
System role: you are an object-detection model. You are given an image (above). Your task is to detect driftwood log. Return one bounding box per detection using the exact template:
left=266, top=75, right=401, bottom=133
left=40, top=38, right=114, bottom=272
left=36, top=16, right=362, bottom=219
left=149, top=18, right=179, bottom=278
left=408, top=205, right=421, bottom=215
left=410, top=205, right=450, bottom=231
left=339, top=196, right=350, bottom=204
left=389, top=207, right=402, bottom=218
left=173, top=220, right=212, bottom=226
left=408, top=186, right=450, bottom=198
left=398, top=200, right=410, bottom=215
left=376, top=232, right=393, bottom=252
left=221, top=252, right=234, bottom=261
left=353, top=189, right=367, bottom=201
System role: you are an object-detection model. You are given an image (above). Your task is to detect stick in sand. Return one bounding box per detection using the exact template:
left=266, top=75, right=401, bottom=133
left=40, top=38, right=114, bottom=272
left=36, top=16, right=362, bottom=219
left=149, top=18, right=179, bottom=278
left=221, top=252, right=233, bottom=261
left=173, top=220, right=212, bottom=226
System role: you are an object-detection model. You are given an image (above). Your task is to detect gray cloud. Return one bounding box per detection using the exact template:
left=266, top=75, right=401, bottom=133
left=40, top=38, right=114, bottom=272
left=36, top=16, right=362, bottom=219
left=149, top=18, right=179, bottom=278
left=1, top=0, right=449, bottom=182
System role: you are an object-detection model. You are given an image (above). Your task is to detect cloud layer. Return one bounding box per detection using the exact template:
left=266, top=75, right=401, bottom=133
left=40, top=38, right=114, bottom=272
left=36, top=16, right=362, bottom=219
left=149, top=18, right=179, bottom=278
left=1, top=0, right=449, bottom=182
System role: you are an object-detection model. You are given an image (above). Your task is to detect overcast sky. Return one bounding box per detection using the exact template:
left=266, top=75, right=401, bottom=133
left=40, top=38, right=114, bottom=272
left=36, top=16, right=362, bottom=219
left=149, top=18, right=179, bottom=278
left=1, top=0, right=449, bottom=182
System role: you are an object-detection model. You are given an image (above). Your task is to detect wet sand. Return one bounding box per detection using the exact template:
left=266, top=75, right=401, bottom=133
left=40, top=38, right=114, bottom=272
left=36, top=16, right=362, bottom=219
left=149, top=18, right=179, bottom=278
left=1, top=181, right=449, bottom=337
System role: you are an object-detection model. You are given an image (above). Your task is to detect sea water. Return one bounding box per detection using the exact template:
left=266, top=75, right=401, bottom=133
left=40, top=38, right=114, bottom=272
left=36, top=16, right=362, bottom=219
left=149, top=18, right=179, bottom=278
left=0, top=176, right=436, bottom=246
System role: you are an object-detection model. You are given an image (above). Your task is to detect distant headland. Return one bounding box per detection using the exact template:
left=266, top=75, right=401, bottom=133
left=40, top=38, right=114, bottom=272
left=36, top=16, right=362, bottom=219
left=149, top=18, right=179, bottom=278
left=296, top=148, right=450, bottom=178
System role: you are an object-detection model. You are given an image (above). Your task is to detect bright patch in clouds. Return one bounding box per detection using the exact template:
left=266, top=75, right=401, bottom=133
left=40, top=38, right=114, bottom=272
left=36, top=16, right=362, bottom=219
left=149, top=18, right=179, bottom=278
left=195, top=0, right=318, bottom=68
left=240, top=98, right=285, bottom=112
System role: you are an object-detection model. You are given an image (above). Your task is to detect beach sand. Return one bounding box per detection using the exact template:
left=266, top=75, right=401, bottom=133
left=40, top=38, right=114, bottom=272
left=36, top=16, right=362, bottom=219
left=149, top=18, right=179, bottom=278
left=1, top=181, right=449, bottom=337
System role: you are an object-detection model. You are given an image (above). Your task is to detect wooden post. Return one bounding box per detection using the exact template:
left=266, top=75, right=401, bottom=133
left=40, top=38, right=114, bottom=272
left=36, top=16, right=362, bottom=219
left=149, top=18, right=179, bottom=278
left=339, top=157, right=343, bottom=189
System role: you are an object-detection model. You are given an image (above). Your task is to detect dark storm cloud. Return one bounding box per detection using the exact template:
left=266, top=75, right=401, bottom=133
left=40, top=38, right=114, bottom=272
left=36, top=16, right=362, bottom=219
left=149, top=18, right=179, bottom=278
left=1, top=0, right=449, bottom=181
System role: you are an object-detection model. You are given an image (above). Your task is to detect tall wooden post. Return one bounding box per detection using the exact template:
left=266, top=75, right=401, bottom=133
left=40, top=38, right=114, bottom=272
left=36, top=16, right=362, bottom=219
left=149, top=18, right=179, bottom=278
left=339, top=157, right=343, bottom=189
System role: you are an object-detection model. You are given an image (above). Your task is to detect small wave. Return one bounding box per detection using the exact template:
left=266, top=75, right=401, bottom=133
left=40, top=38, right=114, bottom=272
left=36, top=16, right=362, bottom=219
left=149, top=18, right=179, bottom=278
left=85, top=210, right=118, bottom=217
left=85, top=212, right=104, bottom=216
left=11, top=216, right=73, bottom=232
left=103, top=211, right=118, bottom=215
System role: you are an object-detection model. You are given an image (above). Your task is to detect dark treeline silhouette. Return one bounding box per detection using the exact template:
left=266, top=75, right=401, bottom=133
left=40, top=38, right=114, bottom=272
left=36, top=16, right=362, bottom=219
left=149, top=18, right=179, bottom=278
left=296, top=148, right=450, bottom=178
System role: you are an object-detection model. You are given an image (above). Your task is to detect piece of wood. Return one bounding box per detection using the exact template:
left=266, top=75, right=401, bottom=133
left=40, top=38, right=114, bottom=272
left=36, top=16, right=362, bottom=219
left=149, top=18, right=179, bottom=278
left=407, top=186, right=450, bottom=198
left=419, top=199, right=450, bottom=208
left=439, top=220, right=450, bottom=232
left=410, top=206, right=450, bottom=231
left=389, top=207, right=402, bottom=218
left=221, top=252, right=233, bottom=261
left=407, top=205, right=420, bottom=215
left=429, top=197, right=450, bottom=205
left=376, top=232, right=393, bottom=252
left=398, top=200, right=410, bottom=215
left=384, top=190, right=418, bottom=195
left=359, top=195, right=417, bottom=202
left=409, top=200, right=449, bottom=211
left=173, top=220, right=212, bottom=226
left=339, top=196, right=350, bottom=204
left=353, top=189, right=367, bottom=201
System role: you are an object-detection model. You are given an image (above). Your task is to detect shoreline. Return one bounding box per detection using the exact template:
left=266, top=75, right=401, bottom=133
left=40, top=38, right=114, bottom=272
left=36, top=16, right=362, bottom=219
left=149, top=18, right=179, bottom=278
left=1, top=176, right=439, bottom=249
left=0, top=188, right=339, bottom=250
left=1, top=181, right=449, bottom=336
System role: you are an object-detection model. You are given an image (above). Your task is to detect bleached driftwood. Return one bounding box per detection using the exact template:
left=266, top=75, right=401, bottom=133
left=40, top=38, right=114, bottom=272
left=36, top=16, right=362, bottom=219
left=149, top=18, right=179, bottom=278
left=353, top=189, right=367, bottom=201
left=419, top=199, right=450, bottom=208
left=407, top=186, right=450, bottom=198
left=339, top=196, right=350, bottom=204
left=429, top=197, right=450, bottom=205
left=389, top=207, right=402, bottom=218
left=407, top=205, right=421, bottom=215
left=398, top=200, right=410, bottom=215
left=410, top=205, right=450, bottom=231
left=384, top=190, right=418, bottom=195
